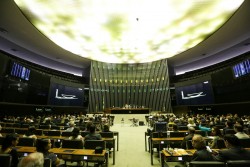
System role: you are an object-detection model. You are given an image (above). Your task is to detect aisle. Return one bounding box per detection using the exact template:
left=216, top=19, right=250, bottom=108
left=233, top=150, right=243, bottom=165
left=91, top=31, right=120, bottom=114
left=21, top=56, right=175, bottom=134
left=110, top=123, right=160, bottom=167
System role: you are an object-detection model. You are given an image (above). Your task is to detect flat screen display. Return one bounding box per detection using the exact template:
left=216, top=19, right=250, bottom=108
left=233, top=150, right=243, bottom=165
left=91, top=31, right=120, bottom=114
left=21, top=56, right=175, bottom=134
left=232, top=59, right=250, bottom=78
left=48, top=82, right=84, bottom=106
left=175, top=80, right=214, bottom=105
left=10, top=62, right=30, bottom=81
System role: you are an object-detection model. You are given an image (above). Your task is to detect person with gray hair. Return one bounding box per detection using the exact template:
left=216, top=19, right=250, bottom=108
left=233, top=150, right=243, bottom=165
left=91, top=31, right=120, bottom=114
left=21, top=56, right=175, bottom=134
left=18, top=152, right=44, bottom=167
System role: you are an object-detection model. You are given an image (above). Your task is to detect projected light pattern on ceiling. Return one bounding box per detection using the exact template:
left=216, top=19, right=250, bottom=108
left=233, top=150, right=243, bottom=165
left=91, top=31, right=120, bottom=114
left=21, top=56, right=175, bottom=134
left=14, top=0, right=243, bottom=64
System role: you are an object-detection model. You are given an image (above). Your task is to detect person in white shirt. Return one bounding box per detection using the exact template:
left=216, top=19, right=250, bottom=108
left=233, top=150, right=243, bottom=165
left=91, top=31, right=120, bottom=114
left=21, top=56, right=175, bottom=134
left=66, top=121, right=75, bottom=132
left=234, top=124, right=249, bottom=139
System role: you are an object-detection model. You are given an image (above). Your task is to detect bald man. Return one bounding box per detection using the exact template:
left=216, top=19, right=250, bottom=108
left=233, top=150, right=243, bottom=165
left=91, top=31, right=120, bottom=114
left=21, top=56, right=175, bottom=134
left=18, top=152, right=44, bottom=167
left=191, top=134, right=215, bottom=161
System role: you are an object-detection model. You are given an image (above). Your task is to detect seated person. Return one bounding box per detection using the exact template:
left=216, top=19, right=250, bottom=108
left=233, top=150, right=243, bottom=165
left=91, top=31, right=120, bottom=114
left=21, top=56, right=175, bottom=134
left=0, top=133, right=19, bottom=167
left=181, top=127, right=195, bottom=149
left=65, top=121, right=75, bottom=132
left=84, top=124, right=102, bottom=141
left=23, top=126, right=37, bottom=139
left=102, top=124, right=113, bottom=156
left=191, top=134, right=215, bottom=161
left=208, top=126, right=223, bottom=149
left=36, top=139, right=61, bottom=167
left=18, top=152, right=44, bottom=167
left=234, top=124, right=249, bottom=139
left=69, top=127, right=83, bottom=140
left=214, top=134, right=250, bottom=161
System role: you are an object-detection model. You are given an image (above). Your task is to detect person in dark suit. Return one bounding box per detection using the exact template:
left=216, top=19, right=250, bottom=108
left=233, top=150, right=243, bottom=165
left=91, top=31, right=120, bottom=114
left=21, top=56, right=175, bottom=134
left=181, top=127, right=195, bottom=149
left=84, top=124, right=102, bottom=141
left=214, top=134, right=250, bottom=161
left=191, top=134, right=215, bottom=161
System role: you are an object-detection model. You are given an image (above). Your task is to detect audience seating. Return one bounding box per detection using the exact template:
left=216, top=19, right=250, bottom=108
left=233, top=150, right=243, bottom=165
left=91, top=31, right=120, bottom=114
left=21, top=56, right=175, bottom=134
left=216, top=139, right=226, bottom=149
left=226, top=160, right=250, bottom=167
left=170, top=132, right=187, bottom=137
left=34, top=129, right=43, bottom=136
left=47, top=130, right=61, bottom=136
left=17, top=137, right=36, bottom=147
left=84, top=140, right=106, bottom=150
left=0, top=154, right=12, bottom=167
left=61, top=131, right=72, bottom=137
left=195, top=130, right=207, bottom=137
left=15, top=128, right=27, bottom=135
left=1, top=128, right=15, bottom=134
left=239, top=138, right=250, bottom=148
left=186, top=140, right=194, bottom=149
left=81, top=131, right=90, bottom=137
left=178, top=126, right=188, bottom=131
left=189, top=161, right=225, bottom=167
left=62, top=139, right=84, bottom=149
left=0, top=136, right=5, bottom=145
left=44, top=158, right=51, bottom=167
left=225, top=129, right=235, bottom=135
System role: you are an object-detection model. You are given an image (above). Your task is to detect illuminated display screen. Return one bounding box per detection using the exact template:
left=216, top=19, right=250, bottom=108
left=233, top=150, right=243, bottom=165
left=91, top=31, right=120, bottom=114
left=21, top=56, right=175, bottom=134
left=232, top=59, right=250, bottom=78
left=175, top=81, right=214, bottom=105
left=48, top=83, right=84, bottom=106
left=10, top=62, right=31, bottom=81
left=14, top=0, right=243, bottom=64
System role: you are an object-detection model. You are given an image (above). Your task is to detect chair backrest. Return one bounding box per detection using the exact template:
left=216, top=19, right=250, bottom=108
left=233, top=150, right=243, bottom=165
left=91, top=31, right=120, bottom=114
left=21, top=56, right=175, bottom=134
left=17, top=137, right=36, bottom=146
left=81, top=131, right=90, bottom=137
left=39, top=125, right=51, bottom=130
left=0, top=136, right=5, bottom=145
left=239, top=138, right=250, bottom=148
left=15, top=128, right=27, bottom=135
left=84, top=140, right=106, bottom=150
left=195, top=130, right=207, bottom=137
left=1, top=128, right=15, bottom=133
left=0, top=154, right=12, bottom=167
left=170, top=132, right=186, bottom=137
left=186, top=140, right=194, bottom=149
left=216, top=139, right=226, bottom=149
left=61, top=131, right=72, bottom=137
left=34, top=129, right=43, bottom=136
left=47, top=130, right=61, bottom=136
left=44, top=158, right=51, bottom=167
left=226, top=160, right=250, bottom=167
left=225, top=129, right=235, bottom=135
left=178, top=126, right=188, bottom=131
left=189, top=161, right=225, bottom=167
left=99, top=132, right=114, bottom=138
left=62, top=139, right=83, bottom=149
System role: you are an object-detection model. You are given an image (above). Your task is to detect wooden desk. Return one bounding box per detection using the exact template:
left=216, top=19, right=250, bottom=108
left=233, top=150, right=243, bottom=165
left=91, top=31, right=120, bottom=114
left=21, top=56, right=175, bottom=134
left=16, top=147, right=108, bottom=167
left=160, top=149, right=194, bottom=167
left=105, top=108, right=150, bottom=114
left=150, top=137, right=184, bottom=165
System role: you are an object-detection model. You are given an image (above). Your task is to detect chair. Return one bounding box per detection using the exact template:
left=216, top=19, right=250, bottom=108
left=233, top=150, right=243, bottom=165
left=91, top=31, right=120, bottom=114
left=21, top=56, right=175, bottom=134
left=0, top=154, right=12, bottom=167
left=44, top=158, right=51, bottom=167
left=17, top=137, right=36, bottom=146
left=47, top=130, right=61, bottom=136
left=186, top=140, right=194, bottom=149
left=195, top=130, right=207, bottom=137
left=15, top=128, right=27, bottom=135
left=1, top=128, right=15, bottom=133
left=239, top=138, right=250, bottom=148
left=39, top=125, right=51, bottom=129
left=189, top=161, right=225, bottom=167
left=225, top=129, right=235, bottom=135
left=34, top=129, right=43, bottom=136
left=61, top=131, right=72, bottom=137
left=170, top=132, right=186, bottom=137
left=216, top=139, right=226, bottom=149
left=81, top=131, right=89, bottom=137
left=84, top=140, right=106, bottom=150
left=0, top=136, right=5, bottom=145
left=21, top=124, right=30, bottom=128
left=62, top=139, right=84, bottom=149
left=226, top=160, right=250, bottom=167
left=178, top=126, right=188, bottom=131
left=99, top=132, right=114, bottom=152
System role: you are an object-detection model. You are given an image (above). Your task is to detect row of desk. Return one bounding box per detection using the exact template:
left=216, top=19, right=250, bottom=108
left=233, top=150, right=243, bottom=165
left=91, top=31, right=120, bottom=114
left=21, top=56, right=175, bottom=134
left=17, top=146, right=109, bottom=167
left=1, top=134, right=117, bottom=165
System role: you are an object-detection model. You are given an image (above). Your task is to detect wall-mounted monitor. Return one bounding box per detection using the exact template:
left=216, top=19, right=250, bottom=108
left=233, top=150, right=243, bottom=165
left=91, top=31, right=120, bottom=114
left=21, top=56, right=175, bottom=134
left=48, top=82, right=84, bottom=106
left=232, top=59, right=250, bottom=78
left=175, top=80, right=214, bottom=105
left=10, top=62, right=30, bottom=81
